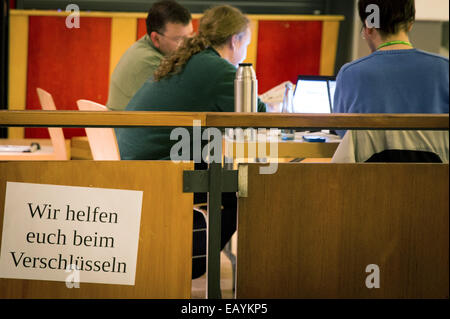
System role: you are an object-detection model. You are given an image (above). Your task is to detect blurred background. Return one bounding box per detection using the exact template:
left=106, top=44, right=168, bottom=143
left=1, top=0, right=448, bottom=138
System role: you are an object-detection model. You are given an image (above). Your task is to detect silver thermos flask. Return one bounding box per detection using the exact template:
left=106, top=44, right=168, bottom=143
left=234, top=63, right=257, bottom=113
left=233, top=63, right=258, bottom=142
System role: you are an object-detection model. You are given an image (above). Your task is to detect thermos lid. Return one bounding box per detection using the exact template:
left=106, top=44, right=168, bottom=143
left=235, top=63, right=256, bottom=80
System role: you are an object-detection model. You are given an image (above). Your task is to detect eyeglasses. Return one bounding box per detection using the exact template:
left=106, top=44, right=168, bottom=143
left=156, top=32, right=187, bottom=44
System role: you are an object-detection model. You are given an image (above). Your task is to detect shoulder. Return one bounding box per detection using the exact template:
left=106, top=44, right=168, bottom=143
left=335, top=55, right=376, bottom=88
left=181, top=48, right=237, bottom=88
left=126, top=81, right=154, bottom=110
left=117, top=36, right=163, bottom=69
left=341, top=49, right=449, bottom=73
left=412, top=50, right=449, bottom=76
left=189, top=48, right=236, bottom=75
left=129, top=36, right=163, bottom=65
left=338, top=49, right=449, bottom=81
left=111, top=37, right=162, bottom=83
left=338, top=54, right=376, bottom=77
left=413, top=49, right=449, bottom=64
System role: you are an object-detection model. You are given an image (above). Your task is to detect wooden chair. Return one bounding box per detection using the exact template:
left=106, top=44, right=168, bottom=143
left=0, top=88, right=68, bottom=160
left=36, top=88, right=69, bottom=160
left=332, top=130, right=449, bottom=163
left=76, top=100, right=120, bottom=160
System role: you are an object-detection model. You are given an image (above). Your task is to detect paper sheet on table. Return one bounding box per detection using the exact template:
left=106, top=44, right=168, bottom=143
left=259, top=81, right=295, bottom=104
left=0, top=143, right=40, bottom=153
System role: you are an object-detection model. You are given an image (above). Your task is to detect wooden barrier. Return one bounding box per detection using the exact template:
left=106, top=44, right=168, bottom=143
left=205, top=113, right=450, bottom=129
left=1, top=111, right=448, bottom=129
left=71, top=136, right=93, bottom=160
left=236, top=163, right=449, bottom=298
left=0, top=112, right=448, bottom=299
left=0, top=161, right=194, bottom=298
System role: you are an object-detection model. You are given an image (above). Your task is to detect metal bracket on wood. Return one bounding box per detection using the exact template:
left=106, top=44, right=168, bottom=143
left=183, top=164, right=238, bottom=299
left=183, top=168, right=238, bottom=193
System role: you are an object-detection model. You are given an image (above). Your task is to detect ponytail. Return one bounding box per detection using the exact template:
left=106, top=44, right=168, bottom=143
left=154, top=34, right=210, bottom=81
left=154, top=5, right=249, bottom=81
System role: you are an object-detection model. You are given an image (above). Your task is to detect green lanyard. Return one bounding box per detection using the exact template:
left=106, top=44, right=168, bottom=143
left=377, top=40, right=413, bottom=50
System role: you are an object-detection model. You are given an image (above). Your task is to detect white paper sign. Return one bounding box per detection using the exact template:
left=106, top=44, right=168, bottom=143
left=0, top=182, right=143, bottom=286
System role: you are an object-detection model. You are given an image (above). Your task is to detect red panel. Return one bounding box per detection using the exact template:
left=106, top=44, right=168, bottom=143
left=192, top=18, right=199, bottom=33
left=137, top=18, right=147, bottom=39
left=9, top=0, right=15, bottom=9
left=25, top=16, right=111, bottom=139
left=137, top=18, right=200, bottom=40
left=256, top=21, right=323, bottom=94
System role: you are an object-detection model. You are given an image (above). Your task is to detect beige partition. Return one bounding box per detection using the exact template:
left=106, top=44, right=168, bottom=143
left=236, top=163, right=449, bottom=298
left=0, top=161, right=193, bottom=298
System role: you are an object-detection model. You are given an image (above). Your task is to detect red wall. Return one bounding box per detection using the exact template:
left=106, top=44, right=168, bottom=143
left=256, top=21, right=322, bottom=93
left=23, top=16, right=323, bottom=138
left=137, top=18, right=322, bottom=93
left=25, top=16, right=111, bottom=138
left=137, top=18, right=146, bottom=39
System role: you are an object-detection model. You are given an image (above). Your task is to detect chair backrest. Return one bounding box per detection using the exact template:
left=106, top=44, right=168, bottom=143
left=36, top=88, right=68, bottom=160
left=332, top=130, right=449, bottom=163
left=76, top=99, right=120, bottom=160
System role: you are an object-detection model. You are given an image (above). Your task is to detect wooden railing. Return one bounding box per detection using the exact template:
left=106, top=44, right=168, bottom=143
left=1, top=111, right=448, bottom=129
left=0, top=111, right=448, bottom=299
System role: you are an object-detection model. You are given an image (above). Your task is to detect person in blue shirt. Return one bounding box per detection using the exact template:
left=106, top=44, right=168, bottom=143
left=332, top=0, right=448, bottom=163
left=333, top=0, right=449, bottom=137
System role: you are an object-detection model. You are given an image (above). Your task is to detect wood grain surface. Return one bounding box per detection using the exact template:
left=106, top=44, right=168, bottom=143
left=1, top=112, right=447, bottom=130
left=236, top=163, right=449, bottom=298
left=0, top=161, right=194, bottom=298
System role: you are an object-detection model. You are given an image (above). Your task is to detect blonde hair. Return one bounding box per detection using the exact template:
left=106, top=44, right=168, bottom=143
left=154, top=5, right=249, bottom=81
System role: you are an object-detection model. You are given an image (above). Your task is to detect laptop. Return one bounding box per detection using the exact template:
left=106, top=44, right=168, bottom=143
left=292, top=75, right=336, bottom=113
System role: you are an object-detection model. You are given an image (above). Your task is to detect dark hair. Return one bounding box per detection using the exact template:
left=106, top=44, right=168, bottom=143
left=146, top=0, right=191, bottom=35
left=154, top=5, right=249, bottom=81
left=358, top=0, right=415, bottom=36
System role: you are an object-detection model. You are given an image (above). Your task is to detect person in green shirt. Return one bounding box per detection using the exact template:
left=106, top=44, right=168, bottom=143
left=117, top=5, right=266, bottom=279
left=106, top=0, right=193, bottom=110
left=117, top=5, right=266, bottom=160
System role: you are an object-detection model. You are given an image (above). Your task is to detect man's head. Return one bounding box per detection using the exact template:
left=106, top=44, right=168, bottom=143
left=358, top=0, right=415, bottom=51
left=358, top=0, right=415, bottom=36
left=147, top=0, right=193, bottom=55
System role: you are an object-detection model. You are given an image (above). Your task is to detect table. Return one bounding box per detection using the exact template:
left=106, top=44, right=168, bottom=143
left=71, top=132, right=341, bottom=162
left=223, top=131, right=341, bottom=162
left=0, top=138, right=71, bottom=160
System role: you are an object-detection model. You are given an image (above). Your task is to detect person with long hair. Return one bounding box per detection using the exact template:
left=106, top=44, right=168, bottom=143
left=117, top=5, right=266, bottom=279
left=117, top=5, right=266, bottom=160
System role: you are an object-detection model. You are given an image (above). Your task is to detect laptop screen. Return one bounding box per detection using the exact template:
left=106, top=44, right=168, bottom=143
left=292, top=76, right=336, bottom=113
left=328, top=80, right=336, bottom=110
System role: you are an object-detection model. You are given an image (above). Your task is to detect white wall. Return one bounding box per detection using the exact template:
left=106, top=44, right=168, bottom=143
left=351, top=0, right=450, bottom=61
left=415, top=0, right=449, bottom=21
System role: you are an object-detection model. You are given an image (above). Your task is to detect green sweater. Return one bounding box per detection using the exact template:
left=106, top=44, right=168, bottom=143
left=116, top=47, right=266, bottom=160
left=106, top=35, right=163, bottom=111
